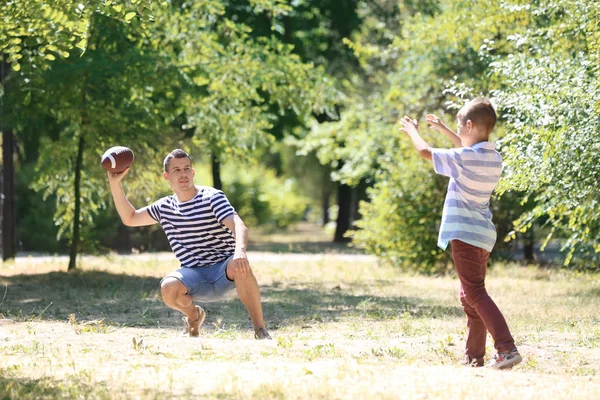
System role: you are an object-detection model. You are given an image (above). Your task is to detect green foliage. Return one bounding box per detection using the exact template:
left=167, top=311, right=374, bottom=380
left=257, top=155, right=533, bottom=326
left=22, top=12, right=173, bottom=248
left=0, top=0, right=157, bottom=73
left=300, top=0, right=600, bottom=269
left=7, top=1, right=326, bottom=259
left=15, top=164, right=68, bottom=253
left=222, top=162, right=308, bottom=229
left=351, top=129, right=452, bottom=272
left=493, top=0, right=600, bottom=266
left=153, top=1, right=331, bottom=158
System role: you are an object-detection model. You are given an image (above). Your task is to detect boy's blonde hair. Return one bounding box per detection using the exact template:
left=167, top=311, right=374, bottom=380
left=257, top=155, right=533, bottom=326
left=458, top=98, right=497, bottom=136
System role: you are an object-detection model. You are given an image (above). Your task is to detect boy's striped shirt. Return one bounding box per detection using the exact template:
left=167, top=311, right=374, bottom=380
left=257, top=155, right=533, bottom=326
left=146, top=186, right=236, bottom=267
left=431, top=142, right=502, bottom=252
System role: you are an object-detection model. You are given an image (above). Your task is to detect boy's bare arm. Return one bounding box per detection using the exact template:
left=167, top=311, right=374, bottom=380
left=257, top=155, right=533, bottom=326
left=426, top=114, right=462, bottom=147
left=399, top=116, right=432, bottom=160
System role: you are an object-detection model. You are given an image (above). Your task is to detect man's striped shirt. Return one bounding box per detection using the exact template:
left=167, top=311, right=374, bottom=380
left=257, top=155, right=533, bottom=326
left=147, top=186, right=236, bottom=267
left=431, top=142, right=502, bottom=252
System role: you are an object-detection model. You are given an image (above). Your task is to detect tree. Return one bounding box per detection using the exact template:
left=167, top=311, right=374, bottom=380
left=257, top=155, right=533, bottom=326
left=0, top=0, right=157, bottom=262
left=8, top=0, right=326, bottom=268
left=25, top=13, right=173, bottom=269
left=295, top=0, right=531, bottom=269
left=151, top=1, right=330, bottom=186
left=492, top=0, right=600, bottom=266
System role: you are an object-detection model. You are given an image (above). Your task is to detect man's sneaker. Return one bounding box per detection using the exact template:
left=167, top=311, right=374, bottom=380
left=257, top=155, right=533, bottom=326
left=461, top=355, right=484, bottom=367
left=183, top=305, right=206, bottom=337
left=487, top=349, right=522, bottom=370
left=254, top=327, right=272, bottom=340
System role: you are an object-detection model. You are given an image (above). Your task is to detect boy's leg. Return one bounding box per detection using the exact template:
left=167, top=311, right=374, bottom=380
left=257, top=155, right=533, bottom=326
left=451, top=240, right=516, bottom=354
left=459, top=284, right=486, bottom=365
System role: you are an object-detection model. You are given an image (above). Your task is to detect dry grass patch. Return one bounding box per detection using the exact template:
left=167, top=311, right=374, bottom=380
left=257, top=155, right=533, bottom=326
left=1, top=252, right=599, bottom=399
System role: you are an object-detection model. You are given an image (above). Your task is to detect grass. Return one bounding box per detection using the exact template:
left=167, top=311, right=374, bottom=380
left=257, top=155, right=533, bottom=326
left=1, top=242, right=600, bottom=398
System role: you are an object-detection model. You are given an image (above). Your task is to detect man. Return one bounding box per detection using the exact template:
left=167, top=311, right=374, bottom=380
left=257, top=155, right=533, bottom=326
left=107, top=148, right=271, bottom=339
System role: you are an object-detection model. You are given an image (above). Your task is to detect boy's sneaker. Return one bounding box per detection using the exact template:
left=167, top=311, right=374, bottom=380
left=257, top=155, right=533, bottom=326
left=487, top=349, right=522, bottom=370
left=182, top=305, right=206, bottom=337
left=461, top=355, right=484, bottom=367
left=254, top=327, right=272, bottom=340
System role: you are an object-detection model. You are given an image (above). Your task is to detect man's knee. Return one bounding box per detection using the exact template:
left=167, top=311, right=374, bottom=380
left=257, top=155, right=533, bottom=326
left=160, top=277, right=186, bottom=300
left=226, top=265, right=254, bottom=281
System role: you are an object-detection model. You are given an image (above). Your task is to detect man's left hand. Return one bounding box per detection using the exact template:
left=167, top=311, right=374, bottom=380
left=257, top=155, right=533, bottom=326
left=230, top=249, right=250, bottom=276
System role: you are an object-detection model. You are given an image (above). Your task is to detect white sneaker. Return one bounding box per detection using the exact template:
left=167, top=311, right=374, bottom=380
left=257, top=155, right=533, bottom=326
left=487, top=349, right=522, bottom=370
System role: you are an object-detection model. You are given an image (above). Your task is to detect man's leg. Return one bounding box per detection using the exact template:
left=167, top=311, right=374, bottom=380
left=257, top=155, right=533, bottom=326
left=226, top=262, right=266, bottom=331
left=160, top=277, right=199, bottom=321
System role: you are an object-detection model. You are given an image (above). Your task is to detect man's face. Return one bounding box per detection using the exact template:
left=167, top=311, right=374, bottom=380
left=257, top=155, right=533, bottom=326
left=164, top=157, right=195, bottom=191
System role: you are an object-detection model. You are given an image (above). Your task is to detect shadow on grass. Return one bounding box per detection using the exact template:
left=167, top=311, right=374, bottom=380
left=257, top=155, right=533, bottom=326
left=0, top=271, right=462, bottom=331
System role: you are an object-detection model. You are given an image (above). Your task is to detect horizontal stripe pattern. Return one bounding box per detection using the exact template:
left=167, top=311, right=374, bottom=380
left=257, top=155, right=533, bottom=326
left=148, top=186, right=236, bottom=267
left=432, top=142, right=501, bottom=252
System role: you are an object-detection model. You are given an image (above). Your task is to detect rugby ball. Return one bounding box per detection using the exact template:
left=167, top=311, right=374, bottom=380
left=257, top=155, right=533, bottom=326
left=101, top=146, right=134, bottom=173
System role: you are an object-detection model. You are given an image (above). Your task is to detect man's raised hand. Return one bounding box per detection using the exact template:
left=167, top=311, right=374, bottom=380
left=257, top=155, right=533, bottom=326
left=107, top=167, right=131, bottom=184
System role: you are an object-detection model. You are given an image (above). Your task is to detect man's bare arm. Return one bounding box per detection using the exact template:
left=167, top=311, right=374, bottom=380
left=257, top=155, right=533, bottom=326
left=107, top=168, right=157, bottom=227
left=222, top=213, right=250, bottom=275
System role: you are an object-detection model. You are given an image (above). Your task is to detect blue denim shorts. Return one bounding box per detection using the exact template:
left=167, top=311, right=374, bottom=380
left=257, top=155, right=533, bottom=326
left=161, top=256, right=237, bottom=302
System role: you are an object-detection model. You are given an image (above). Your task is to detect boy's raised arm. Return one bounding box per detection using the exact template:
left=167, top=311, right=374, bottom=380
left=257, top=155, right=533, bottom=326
left=399, top=116, right=432, bottom=160
left=426, top=114, right=462, bottom=148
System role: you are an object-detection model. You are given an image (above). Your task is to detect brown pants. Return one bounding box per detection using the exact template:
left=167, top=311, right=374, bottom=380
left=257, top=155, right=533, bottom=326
left=451, top=240, right=516, bottom=361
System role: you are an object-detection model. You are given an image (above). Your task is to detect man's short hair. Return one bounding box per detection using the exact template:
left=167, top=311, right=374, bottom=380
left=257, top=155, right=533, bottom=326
left=458, top=98, right=497, bottom=135
left=163, top=149, right=192, bottom=173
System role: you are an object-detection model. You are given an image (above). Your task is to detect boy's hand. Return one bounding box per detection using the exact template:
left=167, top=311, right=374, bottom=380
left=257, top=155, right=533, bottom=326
left=426, top=114, right=445, bottom=131
left=107, top=167, right=130, bottom=185
left=399, top=116, right=419, bottom=135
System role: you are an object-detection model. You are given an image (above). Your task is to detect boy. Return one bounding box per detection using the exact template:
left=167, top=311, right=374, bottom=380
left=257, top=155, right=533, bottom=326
left=399, top=98, right=522, bottom=369
left=107, top=149, right=271, bottom=340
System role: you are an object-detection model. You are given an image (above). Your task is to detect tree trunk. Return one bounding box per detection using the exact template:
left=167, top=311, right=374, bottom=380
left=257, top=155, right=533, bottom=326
left=350, top=179, right=368, bottom=225
left=68, top=133, right=85, bottom=271
left=322, top=187, right=330, bottom=226
left=334, top=183, right=352, bottom=243
left=1, top=57, right=16, bottom=261
left=1, top=129, right=16, bottom=260
left=523, top=228, right=535, bottom=264
left=211, top=151, right=222, bottom=190
left=68, top=67, right=89, bottom=271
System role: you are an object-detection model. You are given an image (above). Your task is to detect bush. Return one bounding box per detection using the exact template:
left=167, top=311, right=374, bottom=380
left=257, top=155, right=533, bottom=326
left=222, top=163, right=308, bottom=230
left=351, top=139, right=452, bottom=273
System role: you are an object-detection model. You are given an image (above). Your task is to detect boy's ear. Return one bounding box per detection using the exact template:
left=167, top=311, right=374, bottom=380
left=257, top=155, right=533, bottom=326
left=466, top=119, right=474, bottom=130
